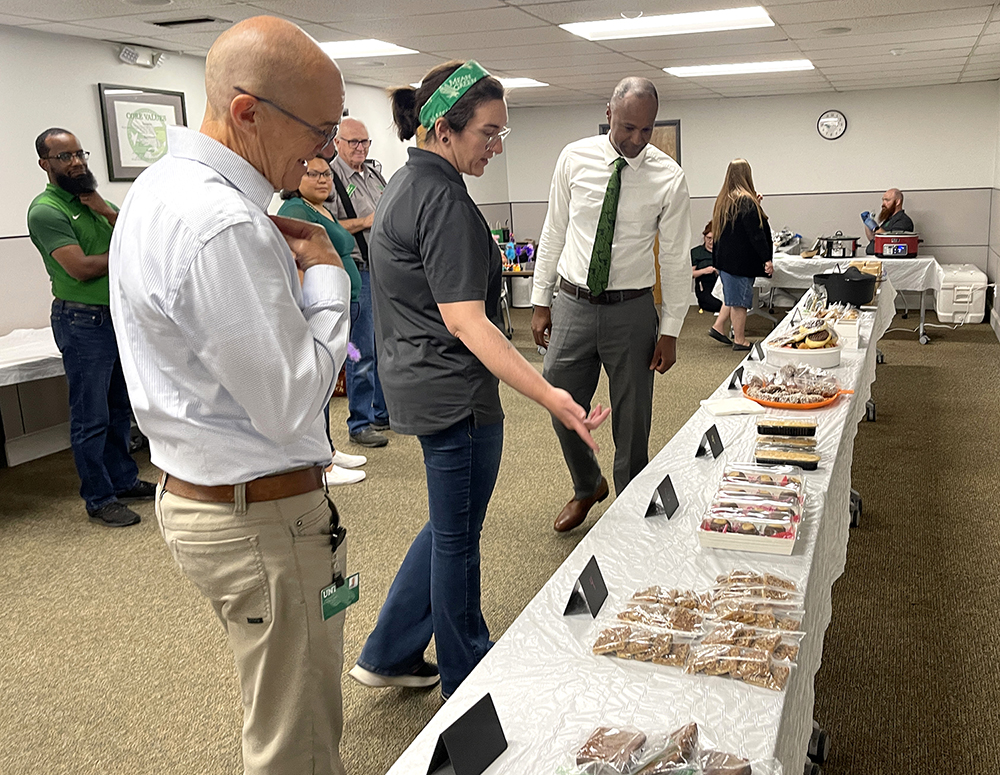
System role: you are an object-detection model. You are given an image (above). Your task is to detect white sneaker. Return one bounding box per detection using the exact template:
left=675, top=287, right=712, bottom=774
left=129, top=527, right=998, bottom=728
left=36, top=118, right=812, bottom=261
left=332, top=449, right=367, bottom=469
left=324, top=465, right=366, bottom=486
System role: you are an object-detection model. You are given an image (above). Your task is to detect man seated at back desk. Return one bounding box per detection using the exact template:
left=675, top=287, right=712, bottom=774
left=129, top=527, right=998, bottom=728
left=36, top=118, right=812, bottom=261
left=863, top=188, right=914, bottom=255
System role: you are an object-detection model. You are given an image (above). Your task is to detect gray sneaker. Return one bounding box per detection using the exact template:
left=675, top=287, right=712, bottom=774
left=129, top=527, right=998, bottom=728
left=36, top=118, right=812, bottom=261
left=88, top=501, right=142, bottom=528
left=348, top=661, right=440, bottom=689
left=349, top=428, right=389, bottom=448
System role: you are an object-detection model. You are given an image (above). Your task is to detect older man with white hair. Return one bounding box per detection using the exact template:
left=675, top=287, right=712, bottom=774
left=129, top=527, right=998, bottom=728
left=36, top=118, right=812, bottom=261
left=331, top=117, right=391, bottom=448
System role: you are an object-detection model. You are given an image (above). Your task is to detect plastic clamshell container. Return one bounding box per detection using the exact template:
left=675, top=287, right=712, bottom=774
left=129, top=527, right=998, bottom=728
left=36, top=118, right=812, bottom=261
left=764, top=342, right=842, bottom=369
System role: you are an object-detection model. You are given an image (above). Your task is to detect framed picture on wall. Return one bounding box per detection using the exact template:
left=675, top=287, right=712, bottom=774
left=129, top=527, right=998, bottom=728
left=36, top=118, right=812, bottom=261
left=98, top=83, right=187, bottom=181
left=600, top=119, right=681, bottom=165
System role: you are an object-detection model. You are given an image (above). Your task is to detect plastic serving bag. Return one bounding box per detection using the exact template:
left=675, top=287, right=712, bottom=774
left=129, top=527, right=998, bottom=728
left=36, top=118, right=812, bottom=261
left=557, top=721, right=783, bottom=775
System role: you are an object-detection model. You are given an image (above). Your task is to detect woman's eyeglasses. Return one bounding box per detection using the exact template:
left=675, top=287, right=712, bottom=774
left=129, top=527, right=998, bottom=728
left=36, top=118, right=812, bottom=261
left=305, top=170, right=333, bottom=180
left=485, top=126, right=511, bottom=151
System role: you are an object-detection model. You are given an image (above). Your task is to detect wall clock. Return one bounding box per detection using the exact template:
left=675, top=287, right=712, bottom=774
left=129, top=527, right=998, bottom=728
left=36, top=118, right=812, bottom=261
left=817, top=110, right=847, bottom=140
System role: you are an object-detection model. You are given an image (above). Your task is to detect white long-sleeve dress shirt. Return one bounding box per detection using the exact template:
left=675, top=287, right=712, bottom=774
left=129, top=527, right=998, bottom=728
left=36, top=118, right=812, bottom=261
left=531, top=133, right=692, bottom=337
left=109, top=126, right=350, bottom=485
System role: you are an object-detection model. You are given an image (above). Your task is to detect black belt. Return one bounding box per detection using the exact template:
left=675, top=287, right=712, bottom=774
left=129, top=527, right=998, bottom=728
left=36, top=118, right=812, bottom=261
left=53, top=299, right=109, bottom=312
left=559, top=278, right=651, bottom=305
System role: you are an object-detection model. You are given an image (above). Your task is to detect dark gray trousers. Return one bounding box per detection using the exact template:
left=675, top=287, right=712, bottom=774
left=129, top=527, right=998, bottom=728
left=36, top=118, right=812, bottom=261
left=542, top=289, right=658, bottom=499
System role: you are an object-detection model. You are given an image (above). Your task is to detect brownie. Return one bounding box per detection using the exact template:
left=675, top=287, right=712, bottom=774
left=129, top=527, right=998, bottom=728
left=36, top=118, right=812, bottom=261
left=576, top=726, right=647, bottom=772
left=702, top=750, right=752, bottom=775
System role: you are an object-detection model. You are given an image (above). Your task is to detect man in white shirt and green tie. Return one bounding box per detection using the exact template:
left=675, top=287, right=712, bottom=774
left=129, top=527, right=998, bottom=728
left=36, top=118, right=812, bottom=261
left=531, top=77, right=692, bottom=532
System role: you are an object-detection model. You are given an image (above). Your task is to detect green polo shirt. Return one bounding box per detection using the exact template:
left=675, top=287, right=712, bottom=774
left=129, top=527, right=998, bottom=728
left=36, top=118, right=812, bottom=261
left=27, top=183, right=118, bottom=305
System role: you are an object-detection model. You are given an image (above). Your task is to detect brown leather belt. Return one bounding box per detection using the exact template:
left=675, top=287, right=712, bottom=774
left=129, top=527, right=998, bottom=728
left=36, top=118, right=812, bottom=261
left=162, top=466, right=325, bottom=504
left=559, top=278, right=651, bottom=305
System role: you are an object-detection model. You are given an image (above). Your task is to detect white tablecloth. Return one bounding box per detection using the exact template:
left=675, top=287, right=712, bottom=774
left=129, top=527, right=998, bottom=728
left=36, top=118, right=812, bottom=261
left=763, top=254, right=942, bottom=294
left=386, top=282, right=897, bottom=775
left=0, top=328, right=63, bottom=388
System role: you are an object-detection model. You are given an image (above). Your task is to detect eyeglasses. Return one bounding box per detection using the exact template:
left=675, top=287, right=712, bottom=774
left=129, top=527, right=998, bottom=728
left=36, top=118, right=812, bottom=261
left=485, top=126, right=511, bottom=151
left=233, top=86, right=338, bottom=150
left=45, top=150, right=90, bottom=163
left=305, top=170, right=333, bottom=179
left=339, top=138, right=372, bottom=149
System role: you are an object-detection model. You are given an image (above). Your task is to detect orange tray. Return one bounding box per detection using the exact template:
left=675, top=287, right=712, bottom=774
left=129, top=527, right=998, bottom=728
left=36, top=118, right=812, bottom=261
left=742, top=385, right=854, bottom=410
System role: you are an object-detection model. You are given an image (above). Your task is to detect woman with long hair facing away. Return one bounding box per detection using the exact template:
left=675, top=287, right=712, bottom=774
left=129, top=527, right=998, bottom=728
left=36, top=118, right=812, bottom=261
left=708, top=159, right=773, bottom=351
left=347, top=60, right=608, bottom=699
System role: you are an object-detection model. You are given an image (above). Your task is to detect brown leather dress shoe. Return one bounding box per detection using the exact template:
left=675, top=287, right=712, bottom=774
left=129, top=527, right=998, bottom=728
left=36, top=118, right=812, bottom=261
left=554, top=477, right=610, bottom=532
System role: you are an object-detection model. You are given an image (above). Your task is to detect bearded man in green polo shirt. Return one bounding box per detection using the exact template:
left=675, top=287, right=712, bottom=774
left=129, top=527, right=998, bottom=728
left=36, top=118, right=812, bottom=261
left=26, top=128, right=155, bottom=527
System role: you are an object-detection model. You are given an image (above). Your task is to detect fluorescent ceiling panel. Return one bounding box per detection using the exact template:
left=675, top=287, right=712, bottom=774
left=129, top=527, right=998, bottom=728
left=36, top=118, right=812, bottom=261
left=319, top=39, right=417, bottom=58
left=560, top=6, right=773, bottom=41
left=665, top=59, right=814, bottom=77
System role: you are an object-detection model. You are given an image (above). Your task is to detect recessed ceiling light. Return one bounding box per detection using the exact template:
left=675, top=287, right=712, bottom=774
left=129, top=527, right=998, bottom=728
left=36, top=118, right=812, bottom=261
left=122, top=0, right=173, bottom=6
left=818, top=26, right=852, bottom=35
left=499, top=77, right=548, bottom=89
left=319, top=39, right=417, bottom=59
left=889, top=48, right=905, bottom=56
left=665, top=59, right=814, bottom=77
left=560, top=6, right=773, bottom=41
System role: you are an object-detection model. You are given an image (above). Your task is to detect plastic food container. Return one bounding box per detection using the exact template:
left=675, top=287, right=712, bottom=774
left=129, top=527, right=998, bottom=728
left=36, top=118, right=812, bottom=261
left=764, top=342, right=842, bottom=369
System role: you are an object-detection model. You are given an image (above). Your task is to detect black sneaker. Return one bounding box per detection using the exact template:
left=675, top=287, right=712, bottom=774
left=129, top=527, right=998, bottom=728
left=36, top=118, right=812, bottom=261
left=88, top=501, right=142, bottom=528
left=116, top=479, right=157, bottom=503
left=349, top=428, right=389, bottom=448
left=370, top=420, right=390, bottom=432
left=348, top=661, right=440, bottom=689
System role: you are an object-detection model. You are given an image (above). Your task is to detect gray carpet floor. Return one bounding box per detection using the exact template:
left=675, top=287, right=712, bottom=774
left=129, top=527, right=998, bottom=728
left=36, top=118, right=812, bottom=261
left=0, top=304, right=995, bottom=774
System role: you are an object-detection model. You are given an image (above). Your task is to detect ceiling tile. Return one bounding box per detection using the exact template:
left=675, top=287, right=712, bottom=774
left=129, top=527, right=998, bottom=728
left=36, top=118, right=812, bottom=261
left=794, top=25, right=986, bottom=50
left=326, top=6, right=545, bottom=38
left=602, top=26, right=790, bottom=53
left=0, top=0, right=229, bottom=23
left=768, top=1, right=993, bottom=26
left=782, top=8, right=990, bottom=39
left=403, top=25, right=578, bottom=55
left=510, top=0, right=764, bottom=24
left=245, top=0, right=504, bottom=24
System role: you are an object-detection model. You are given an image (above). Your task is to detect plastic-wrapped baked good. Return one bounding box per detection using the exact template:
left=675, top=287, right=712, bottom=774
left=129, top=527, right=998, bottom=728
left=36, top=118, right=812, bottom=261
left=686, top=644, right=791, bottom=691
left=631, top=586, right=711, bottom=612
left=701, top=621, right=803, bottom=663
left=617, top=602, right=704, bottom=632
left=710, top=583, right=802, bottom=603
left=756, top=417, right=817, bottom=437
left=592, top=625, right=633, bottom=656
left=720, top=464, right=804, bottom=493
left=754, top=445, right=820, bottom=470
left=701, top=750, right=752, bottom=775
left=576, top=726, right=647, bottom=773
left=635, top=722, right=699, bottom=774
left=712, top=599, right=803, bottom=631
left=756, top=434, right=817, bottom=449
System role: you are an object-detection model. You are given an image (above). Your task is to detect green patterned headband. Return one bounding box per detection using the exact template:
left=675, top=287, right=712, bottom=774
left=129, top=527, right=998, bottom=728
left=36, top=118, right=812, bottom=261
left=419, top=60, right=491, bottom=130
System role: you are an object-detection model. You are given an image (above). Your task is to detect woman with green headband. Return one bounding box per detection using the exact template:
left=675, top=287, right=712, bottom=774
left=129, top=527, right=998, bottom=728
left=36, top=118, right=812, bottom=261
left=348, top=60, right=609, bottom=700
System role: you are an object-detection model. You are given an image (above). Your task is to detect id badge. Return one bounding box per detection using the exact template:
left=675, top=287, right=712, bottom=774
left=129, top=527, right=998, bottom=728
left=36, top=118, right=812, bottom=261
left=321, top=573, right=359, bottom=621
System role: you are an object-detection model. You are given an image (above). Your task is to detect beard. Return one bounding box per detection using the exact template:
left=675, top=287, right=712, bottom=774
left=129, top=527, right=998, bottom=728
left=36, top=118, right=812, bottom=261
left=55, top=168, right=98, bottom=196
left=878, top=204, right=894, bottom=222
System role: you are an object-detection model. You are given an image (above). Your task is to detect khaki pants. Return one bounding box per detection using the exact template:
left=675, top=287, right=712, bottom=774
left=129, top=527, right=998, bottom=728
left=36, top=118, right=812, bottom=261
left=157, top=484, right=347, bottom=775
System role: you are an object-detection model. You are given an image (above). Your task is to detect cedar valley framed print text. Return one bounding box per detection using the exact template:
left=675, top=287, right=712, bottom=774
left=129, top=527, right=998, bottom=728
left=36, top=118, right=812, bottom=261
left=98, top=83, right=187, bottom=181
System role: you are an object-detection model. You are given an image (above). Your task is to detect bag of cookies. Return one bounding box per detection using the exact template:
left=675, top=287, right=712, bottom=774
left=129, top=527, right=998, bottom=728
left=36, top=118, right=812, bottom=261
left=685, top=644, right=793, bottom=691
left=616, top=602, right=705, bottom=633
left=715, top=569, right=798, bottom=591
left=592, top=624, right=693, bottom=668
left=630, top=586, right=711, bottom=612
left=700, top=620, right=804, bottom=663
left=710, top=599, right=803, bottom=631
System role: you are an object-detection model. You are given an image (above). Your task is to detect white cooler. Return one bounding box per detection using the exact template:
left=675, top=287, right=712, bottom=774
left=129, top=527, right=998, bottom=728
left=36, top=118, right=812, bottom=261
left=509, top=276, right=533, bottom=308
left=936, top=264, right=988, bottom=323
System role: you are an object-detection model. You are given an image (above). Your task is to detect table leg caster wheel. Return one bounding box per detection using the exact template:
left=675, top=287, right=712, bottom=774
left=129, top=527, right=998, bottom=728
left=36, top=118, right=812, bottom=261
left=808, top=723, right=831, bottom=765
left=804, top=763, right=823, bottom=775
left=919, top=334, right=930, bottom=345
left=865, top=399, right=876, bottom=422
left=850, top=489, right=862, bottom=528
left=876, top=348, right=885, bottom=364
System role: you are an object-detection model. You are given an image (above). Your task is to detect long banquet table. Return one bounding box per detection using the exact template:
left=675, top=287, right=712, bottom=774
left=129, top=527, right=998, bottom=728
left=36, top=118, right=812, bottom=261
left=387, top=282, right=898, bottom=775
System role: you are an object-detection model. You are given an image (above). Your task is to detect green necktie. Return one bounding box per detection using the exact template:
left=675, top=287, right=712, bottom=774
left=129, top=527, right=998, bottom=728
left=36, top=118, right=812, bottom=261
left=587, top=156, right=627, bottom=296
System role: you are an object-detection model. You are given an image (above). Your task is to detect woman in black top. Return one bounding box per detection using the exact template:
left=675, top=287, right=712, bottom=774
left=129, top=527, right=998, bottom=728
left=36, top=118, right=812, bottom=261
left=348, top=60, right=608, bottom=700
left=708, top=159, right=773, bottom=351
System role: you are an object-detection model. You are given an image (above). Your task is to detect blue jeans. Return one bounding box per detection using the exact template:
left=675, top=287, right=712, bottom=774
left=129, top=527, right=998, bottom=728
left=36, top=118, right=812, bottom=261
left=345, top=271, right=388, bottom=435
left=50, top=300, right=139, bottom=512
left=357, top=417, right=503, bottom=697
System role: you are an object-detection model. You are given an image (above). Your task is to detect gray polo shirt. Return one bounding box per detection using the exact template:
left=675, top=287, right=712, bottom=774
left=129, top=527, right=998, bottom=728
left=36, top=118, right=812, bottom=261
left=369, top=148, right=504, bottom=436
left=331, top=154, right=386, bottom=270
